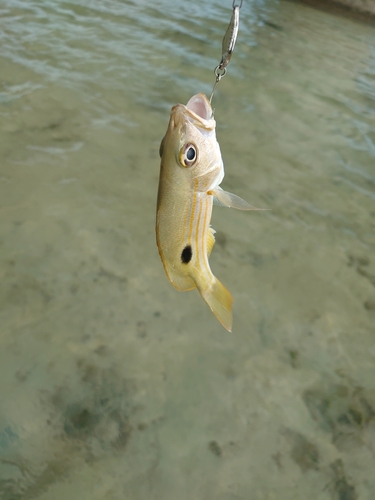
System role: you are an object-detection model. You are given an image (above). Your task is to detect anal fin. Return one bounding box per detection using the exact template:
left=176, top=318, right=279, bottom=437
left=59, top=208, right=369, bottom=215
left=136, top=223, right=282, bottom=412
left=169, top=271, right=196, bottom=292
left=163, top=262, right=196, bottom=292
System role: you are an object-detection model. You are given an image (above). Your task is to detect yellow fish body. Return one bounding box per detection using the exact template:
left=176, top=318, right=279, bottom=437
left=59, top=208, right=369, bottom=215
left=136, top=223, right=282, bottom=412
left=156, top=93, right=257, bottom=332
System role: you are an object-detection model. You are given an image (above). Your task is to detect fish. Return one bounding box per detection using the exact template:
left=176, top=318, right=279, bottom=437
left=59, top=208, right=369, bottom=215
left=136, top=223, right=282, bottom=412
left=156, top=93, right=262, bottom=332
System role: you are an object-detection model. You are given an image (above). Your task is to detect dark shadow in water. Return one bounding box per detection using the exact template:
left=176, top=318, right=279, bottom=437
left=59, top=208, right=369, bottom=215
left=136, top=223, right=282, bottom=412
left=284, top=0, right=375, bottom=24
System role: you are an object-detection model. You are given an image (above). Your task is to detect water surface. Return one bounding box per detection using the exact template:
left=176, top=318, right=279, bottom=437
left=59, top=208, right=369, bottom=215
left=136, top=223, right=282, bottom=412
left=1, top=1, right=375, bottom=499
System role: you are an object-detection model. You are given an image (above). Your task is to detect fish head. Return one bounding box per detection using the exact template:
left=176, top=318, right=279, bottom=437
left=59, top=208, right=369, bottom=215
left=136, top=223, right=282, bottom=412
left=160, top=93, right=224, bottom=191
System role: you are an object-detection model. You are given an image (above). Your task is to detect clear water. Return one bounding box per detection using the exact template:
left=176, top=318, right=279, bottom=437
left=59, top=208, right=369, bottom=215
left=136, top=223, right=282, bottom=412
left=1, top=0, right=375, bottom=498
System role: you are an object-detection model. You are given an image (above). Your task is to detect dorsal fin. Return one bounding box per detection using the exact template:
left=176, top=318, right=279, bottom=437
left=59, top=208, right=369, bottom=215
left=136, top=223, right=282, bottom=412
left=207, top=227, right=216, bottom=258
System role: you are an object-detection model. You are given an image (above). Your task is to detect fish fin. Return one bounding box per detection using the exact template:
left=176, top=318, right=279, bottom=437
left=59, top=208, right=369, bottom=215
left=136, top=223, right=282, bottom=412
left=166, top=267, right=196, bottom=292
left=210, top=187, right=268, bottom=211
left=212, top=194, right=232, bottom=208
left=207, top=227, right=216, bottom=258
left=198, top=278, right=233, bottom=332
left=159, top=257, right=196, bottom=291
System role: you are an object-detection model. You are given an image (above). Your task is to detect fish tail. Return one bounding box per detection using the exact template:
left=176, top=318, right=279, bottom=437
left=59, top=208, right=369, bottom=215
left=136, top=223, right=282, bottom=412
left=198, top=277, right=233, bottom=332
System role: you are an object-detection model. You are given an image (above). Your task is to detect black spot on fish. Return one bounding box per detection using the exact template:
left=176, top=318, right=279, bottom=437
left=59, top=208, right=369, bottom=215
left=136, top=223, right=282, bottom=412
left=181, top=245, right=192, bottom=264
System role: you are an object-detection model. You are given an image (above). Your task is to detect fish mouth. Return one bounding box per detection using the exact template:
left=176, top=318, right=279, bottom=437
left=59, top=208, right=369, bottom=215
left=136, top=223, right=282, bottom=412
left=185, top=93, right=212, bottom=121
left=171, top=93, right=214, bottom=132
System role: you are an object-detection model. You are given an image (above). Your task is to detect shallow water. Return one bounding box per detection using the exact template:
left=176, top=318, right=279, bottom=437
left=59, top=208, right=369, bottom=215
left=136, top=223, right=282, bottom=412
left=1, top=0, right=375, bottom=498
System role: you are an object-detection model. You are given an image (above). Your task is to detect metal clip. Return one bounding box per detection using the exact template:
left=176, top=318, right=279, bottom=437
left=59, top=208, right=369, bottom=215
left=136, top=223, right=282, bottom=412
left=209, top=1, right=242, bottom=104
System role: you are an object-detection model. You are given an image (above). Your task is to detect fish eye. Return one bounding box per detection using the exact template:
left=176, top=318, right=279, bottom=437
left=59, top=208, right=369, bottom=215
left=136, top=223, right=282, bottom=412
left=180, top=143, right=197, bottom=168
left=186, top=147, right=195, bottom=161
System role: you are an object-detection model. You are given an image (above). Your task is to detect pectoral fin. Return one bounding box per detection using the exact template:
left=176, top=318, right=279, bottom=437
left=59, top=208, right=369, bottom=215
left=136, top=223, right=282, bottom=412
left=210, top=187, right=268, bottom=211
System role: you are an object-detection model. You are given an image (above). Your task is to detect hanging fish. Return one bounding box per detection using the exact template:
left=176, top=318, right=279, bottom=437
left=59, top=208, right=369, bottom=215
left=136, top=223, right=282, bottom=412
left=156, top=93, right=262, bottom=332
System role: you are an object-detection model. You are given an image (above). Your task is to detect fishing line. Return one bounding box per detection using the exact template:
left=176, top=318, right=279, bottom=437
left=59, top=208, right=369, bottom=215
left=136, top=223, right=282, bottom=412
left=209, top=0, right=243, bottom=104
